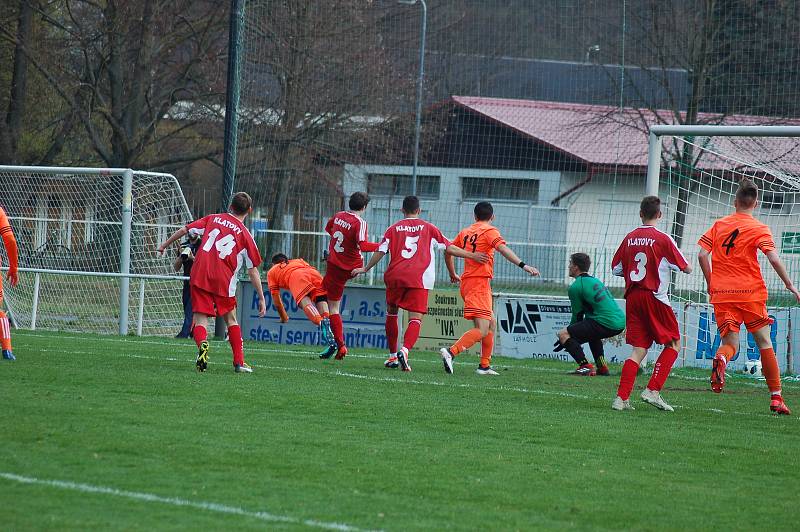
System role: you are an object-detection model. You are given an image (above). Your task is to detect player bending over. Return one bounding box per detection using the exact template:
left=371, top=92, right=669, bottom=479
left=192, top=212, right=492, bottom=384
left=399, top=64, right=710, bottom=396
left=352, top=195, right=487, bottom=372
left=554, top=252, right=625, bottom=376
left=322, top=191, right=380, bottom=360
left=267, top=254, right=336, bottom=357
left=698, top=178, right=800, bottom=415
left=0, top=206, right=19, bottom=361
left=610, top=196, right=692, bottom=412
left=440, top=201, right=539, bottom=375
left=157, top=192, right=266, bottom=373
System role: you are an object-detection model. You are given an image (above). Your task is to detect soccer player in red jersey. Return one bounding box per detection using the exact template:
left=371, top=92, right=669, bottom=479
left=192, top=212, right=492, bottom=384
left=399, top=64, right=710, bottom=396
left=266, top=254, right=336, bottom=356
left=352, top=195, right=487, bottom=372
left=158, top=192, right=266, bottom=373
left=0, top=206, right=19, bottom=360
left=698, top=178, right=800, bottom=415
left=322, top=192, right=380, bottom=360
left=441, top=201, right=540, bottom=375
left=610, top=196, right=692, bottom=412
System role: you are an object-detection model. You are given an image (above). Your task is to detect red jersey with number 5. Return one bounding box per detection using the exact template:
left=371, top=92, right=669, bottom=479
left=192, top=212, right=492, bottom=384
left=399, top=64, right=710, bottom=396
left=379, top=218, right=450, bottom=289
left=186, top=213, right=262, bottom=297
left=611, top=225, right=688, bottom=306
left=325, top=211, right=373, bottom=270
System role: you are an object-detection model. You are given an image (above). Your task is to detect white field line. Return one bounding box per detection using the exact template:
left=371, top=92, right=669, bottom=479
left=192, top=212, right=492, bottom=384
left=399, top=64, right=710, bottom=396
left=17, top=331, right=797, bottom=390
left=0, top=472, right=377, bottom=532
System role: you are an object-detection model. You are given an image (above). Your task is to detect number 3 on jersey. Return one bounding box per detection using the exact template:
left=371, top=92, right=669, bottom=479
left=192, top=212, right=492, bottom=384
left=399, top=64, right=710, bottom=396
left=629, top=251, right=648, bottom=282
left=202, top=228, right=236, bottom=259
left=401, top=235, right=419, bottom=259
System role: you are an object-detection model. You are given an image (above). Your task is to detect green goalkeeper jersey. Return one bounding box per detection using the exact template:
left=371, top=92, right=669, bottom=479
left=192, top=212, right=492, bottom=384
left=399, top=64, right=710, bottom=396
left=567, top=273, right=625, bottom=330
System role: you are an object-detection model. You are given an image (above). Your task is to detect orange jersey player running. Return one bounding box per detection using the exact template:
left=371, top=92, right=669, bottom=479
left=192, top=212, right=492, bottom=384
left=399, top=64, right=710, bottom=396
left=266, top=254, right=336, bottom=357
left=698, top=178, right=800, bottom=415
left=440, top=201, right=540, bottom=375
left=158, top=192, right=266, bottom=373
left=352, top=195, right=488, bottom=372
left=322, top=191, right=381, bottom=360
left=0, top=206, right=19, bottom=361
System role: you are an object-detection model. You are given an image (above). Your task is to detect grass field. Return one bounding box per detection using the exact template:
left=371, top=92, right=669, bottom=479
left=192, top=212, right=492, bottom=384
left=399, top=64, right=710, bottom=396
left=2, top=330, right=800, bottom=531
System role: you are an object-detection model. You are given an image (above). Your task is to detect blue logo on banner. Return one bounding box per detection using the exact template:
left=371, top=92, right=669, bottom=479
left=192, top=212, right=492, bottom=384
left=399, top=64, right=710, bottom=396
left=696, top=311, right=777, bottom=361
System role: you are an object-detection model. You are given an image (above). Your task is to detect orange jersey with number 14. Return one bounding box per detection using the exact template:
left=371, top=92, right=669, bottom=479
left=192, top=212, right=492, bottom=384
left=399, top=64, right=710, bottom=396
left=698, top=212, right=775, bottom=303
left=453, top=221, right=506, bottom=279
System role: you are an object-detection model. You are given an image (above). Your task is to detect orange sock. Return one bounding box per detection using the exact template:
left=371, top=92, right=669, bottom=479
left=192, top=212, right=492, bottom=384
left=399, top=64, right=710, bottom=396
left=480, top=331, right=494, bottom=368
left=760, top=347, right=781, bottom=395
left=303, top=305, right=322, bottom=326
left=450, top=328, right=483, bottom=356
left=0, top=310, right=10, bottom=351
left=716, top=344, right=736, bottom=361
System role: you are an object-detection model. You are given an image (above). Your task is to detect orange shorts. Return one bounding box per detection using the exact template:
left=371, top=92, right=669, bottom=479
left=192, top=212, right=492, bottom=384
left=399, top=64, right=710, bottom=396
left=288, top=268, right=326, bottom=304
left=460, top=277, right=493, bottom=320
left=713, top=301, right=773, bottom=336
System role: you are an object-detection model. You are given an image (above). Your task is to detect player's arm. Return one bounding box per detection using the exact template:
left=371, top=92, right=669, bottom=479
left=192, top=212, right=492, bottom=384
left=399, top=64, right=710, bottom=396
left=353, top=250, right=386, bottom=276
left=0, top=217, right=19, bottom=286
left=567, top=283, right=584, bottom=325
left=611, top=242, right=625, bottom=277
left=765, top=250, right=800, bottom=303
left=444, top=252, right=460, bottom=283
left=266, top=269, right=289, bottom=322
left=157, top=226, right=188, bottom=255
left=360, top=241, right=381, bottom=253
left=697, top=248, right=712, bottom=293
left=445, top=244, right=488, bottom=264
left=248, top=267, right=267, bottom=317
left=495, top=243, right=538, bottom=276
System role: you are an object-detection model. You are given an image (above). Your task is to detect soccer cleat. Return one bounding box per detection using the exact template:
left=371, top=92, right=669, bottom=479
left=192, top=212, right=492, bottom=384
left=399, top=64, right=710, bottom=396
left=2, top=349, right=15, bottom=361
left=397, top=347, right=412, bottom=372
left=320, top=318, right=333, bottom=344
left=710, top=354, right=727, bottom=393
left=640, top=388, right=674, bottom=412
left=770, top=398, right=791, bottom=416
left=318, top=342, right=337, bottom=359
left=384, top=355, right=399, bottom=369
left=596, top=365, right=610, bottom=376
left=570, top=363, right=596, bottom=376
left=195, top=341, right=210, bottom=372
left=476, top=366, right=499, bottom=376
left=334, top=345, right=348, bottom=360
left=234, top=362, right=253, bottom=373
left=611, top=396, right=635, bottom=411
left=440, top=347, right=454, bottom=374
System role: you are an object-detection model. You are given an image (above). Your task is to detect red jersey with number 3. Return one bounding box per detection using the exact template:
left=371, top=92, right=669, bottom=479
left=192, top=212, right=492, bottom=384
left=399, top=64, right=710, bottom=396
left=186, top=213, right=262, bottom=297
left=379, top=218, right=450, bottom=289
left=325, top=211, right=370, bottom=270
left=611, top=225, right=688, bottom=306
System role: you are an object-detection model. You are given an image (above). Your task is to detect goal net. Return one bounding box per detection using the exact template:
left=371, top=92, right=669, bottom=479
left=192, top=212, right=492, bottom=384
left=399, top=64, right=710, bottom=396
left=0, top=167, right=192, bottom=336
left=655, top=132, right=800, bottom=373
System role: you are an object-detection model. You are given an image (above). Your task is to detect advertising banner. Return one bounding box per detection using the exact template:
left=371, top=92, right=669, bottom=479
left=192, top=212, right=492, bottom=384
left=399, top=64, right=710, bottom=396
left=413, top=289, right=479, bottom=354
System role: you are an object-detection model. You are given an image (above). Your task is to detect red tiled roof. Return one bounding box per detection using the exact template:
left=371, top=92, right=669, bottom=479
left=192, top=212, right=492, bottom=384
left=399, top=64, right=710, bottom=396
left=451, top=96, right=800, bottom=172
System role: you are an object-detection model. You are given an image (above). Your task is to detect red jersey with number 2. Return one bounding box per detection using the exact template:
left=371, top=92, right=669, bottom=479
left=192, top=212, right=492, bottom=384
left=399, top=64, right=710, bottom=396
left=611, top=225, right=688, bottom=306
left=186, top=213, right=262, bottom=297
left=325, top=211, right=371, bottom=270
left=379, top=218, right=450, bottom=289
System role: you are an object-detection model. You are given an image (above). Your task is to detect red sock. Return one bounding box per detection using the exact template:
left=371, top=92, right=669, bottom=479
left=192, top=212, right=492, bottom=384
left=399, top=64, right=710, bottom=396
left=322, top=311, right=330, bottom=319
left=330, top=313, right=345, bottom=348
left=647, top=347, right=678, bottom=391
left=403, top=318, right=422, bottom=351
left=193, top=324, right=207, bottom=348
left=385, top=313, right=399, bottom=353
left=228, top=324, right=244, bottom=366
left=303, top=304, right=322, bottom=326
left=760, top=347, right=781, bottom=395
left=617, top=359, right=639, bottom=401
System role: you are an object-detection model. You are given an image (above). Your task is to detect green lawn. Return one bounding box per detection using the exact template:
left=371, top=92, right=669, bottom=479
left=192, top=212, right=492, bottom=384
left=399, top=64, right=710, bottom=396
left=1, top=330, right=799, bottom=531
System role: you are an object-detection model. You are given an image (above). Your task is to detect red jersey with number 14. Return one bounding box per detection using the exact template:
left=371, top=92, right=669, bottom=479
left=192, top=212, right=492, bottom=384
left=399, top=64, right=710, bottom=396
left=611, top=225, right=688, bottom=306
left=186, top=213, right=262, bottom=297
left=325, top=211, right=372, bottom=270
left=379, top=218, right=450, bottom=289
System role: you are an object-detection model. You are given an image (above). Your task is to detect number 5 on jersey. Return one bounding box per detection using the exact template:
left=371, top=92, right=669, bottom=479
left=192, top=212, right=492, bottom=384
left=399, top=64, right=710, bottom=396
left=202, top=228, right=236, bottom=259
left=401, top=236, right=419, bottom=259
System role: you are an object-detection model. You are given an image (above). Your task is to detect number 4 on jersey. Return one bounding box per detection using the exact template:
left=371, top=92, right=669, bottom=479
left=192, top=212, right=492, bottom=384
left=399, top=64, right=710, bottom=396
left=202, top=228, right=237, bottom=259
left=721, top=228, right=740, bottom=255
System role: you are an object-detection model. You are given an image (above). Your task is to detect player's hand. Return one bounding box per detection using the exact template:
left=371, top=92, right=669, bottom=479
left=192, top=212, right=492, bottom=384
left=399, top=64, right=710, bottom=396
left=523, top=265, right=540, bottom=277
left=258, top=298, right=267, bottom=318
left=788, top=285, right=800, bottom=304
left=471, top=252, right=489, bottom=264
left=351, top=267, right=367, bottom=277
left=6, top=269, right=18, bottom=287
left=553, top=339, right=565, bottom=352
left=156, top=244, right=167, bottom=256
left=449, top=273, right=461, bottom=284
left=278, top=310, right=289, bottom=323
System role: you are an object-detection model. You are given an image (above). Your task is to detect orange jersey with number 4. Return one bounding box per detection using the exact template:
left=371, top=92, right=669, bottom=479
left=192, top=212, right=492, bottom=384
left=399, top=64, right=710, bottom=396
left=698, top=212, right=775, bottom=303
left=453, top=221, right=506, bottom=279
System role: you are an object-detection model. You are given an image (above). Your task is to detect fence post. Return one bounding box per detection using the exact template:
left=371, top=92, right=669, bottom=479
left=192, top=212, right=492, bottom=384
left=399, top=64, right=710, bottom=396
left=119, top=168, right=133, bottom=335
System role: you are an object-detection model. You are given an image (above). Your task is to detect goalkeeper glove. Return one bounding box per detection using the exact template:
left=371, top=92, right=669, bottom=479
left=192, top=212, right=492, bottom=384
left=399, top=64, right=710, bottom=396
left=553, top=339, right=565, bottom=352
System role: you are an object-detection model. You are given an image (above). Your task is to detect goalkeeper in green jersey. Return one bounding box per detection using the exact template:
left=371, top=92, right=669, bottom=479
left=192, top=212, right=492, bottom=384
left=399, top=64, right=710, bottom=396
left=555, top=253, right=625, bottom=376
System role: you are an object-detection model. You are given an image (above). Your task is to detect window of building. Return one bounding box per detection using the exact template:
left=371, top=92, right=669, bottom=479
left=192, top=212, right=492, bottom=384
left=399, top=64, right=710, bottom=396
left=367, top=173, right=440, bottom=199
left=461, top=177, right=539, bottom=203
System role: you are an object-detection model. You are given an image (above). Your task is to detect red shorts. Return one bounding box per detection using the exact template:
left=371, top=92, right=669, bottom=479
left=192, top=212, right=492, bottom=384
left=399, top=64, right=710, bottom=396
left=190, top=285, right=237, bottom=317
left=322, top=262, right=352, bottom=301
left=713, top=301, right=772, bottom=336
left=288, top=269, right=326, bottom=304
left=386, top=287, right=429, bottom=314
left=624, top=289, right=680, bottom=348
left=460, top=277, right=493, bottom=320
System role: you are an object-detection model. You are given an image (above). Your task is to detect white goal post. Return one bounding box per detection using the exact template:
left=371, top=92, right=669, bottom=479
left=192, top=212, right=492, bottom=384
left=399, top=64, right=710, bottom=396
left=0, top=165, right=192, bottom=336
